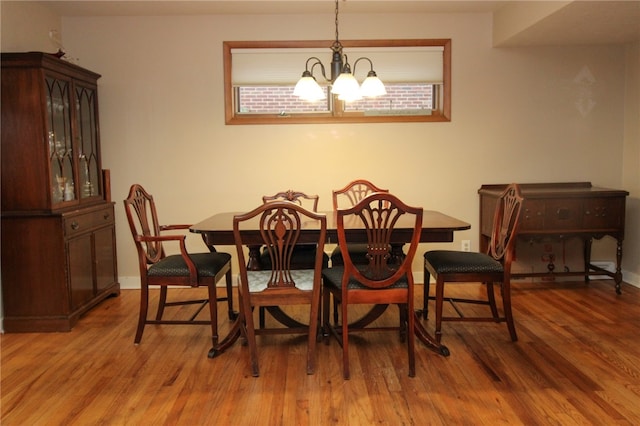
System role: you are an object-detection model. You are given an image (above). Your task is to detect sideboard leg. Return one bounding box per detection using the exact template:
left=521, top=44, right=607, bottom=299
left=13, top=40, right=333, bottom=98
left=584, top=238, right=593, bottom=283
left=614, top=239, right=624, bottom=294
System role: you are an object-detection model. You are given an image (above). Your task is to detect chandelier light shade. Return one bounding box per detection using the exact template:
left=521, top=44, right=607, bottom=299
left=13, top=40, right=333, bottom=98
left=293, top=72, right=326, bottom=101
left=294, top=0, right=386, bottom=102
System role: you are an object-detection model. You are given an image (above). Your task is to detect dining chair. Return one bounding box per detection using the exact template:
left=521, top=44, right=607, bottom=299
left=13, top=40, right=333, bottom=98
left=260, top=190, right=329, bottom=270
left=322, top=192, right=423, bottom=379
left=330, top=179, right=389, bottom=267
left=123, top=184, right=234, bottom=346
left=421, top=183, right=524, bottom=343
left=258, top=190, right=330, bottom=328
left=233, top=201, right=327, bottom=377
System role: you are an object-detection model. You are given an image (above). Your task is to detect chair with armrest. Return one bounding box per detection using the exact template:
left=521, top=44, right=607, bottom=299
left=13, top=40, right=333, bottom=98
left=322, top=192, right=422, bottom=379
left=330, top=179, right=389, bottom=266
left=123, top=184, right=234, bottom=346
left=421, top=183, right=524, bottom=343
left=233, top=201, right=326, bottom=376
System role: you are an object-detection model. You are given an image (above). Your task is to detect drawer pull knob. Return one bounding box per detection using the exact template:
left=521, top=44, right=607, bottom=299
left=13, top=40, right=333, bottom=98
left=71, top=221, right=79, bottom=230
left=103, top=213, right=110, bottom=220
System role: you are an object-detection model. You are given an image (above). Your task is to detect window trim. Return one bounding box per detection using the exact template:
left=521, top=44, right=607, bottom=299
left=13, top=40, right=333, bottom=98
left=224, top=39, right=451, bottom=125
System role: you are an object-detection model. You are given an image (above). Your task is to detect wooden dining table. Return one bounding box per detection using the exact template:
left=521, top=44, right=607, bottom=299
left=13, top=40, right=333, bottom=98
left=190, top=209, right=470, bottom=357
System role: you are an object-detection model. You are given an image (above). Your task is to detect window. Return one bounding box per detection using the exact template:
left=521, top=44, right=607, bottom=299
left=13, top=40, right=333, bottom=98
left=224, top=39, right=451, bottom=125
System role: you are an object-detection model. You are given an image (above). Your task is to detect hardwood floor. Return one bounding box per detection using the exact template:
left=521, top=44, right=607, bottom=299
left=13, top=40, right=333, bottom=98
left=2, top=279, right=640, bottom=425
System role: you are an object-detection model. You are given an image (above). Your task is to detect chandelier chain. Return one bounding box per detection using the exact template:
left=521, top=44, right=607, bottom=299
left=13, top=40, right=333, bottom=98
left=334, top=0, right=340, bottom=43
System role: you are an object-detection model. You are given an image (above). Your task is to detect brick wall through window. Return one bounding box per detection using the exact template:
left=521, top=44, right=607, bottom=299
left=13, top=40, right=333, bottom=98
left=237, top=83, right=434, bottom=114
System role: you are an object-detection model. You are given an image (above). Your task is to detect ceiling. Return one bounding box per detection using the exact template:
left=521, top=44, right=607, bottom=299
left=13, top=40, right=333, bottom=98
left=39, top=0, right=640, bottom=46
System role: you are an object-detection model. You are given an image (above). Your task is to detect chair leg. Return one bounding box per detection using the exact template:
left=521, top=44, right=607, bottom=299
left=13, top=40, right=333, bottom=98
left=134, top=284, right=150, bottom=344
left=501, top=280, right=518, bottom=341
left=156, top=286, right=168, bottom=320
left=422, top=266, right=432, bottom=318
left=435, top=278, right=445, bottom=344
left=322, top=288, right=331, bottom=344
left=307, top=291, right=320, bottom=375
left=207, top=282, right=219, bottom=347
left=259, top=307, right=266, bottom=329
left=407, top=300, right=416, bottom=377
left=398, top=304, right=407, bottom=343
left=240, top=291, right=260, bottom=377
left=224, top=269, right=237, bottom=320
left=486, top=282, right=500, bottom=319
left=341, top=300, right=350, bottom=380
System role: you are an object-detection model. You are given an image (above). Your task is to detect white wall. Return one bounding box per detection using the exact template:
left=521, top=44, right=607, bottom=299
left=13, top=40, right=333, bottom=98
left=622, top=41, right=640, bottom=286
left=0, top=1, right=61, bottom=52
left=2, top=4, right=638, bottom=289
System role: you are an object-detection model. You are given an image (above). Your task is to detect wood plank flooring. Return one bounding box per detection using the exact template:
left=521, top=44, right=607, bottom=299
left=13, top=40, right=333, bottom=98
left=2, top=279, right=640, bottom=425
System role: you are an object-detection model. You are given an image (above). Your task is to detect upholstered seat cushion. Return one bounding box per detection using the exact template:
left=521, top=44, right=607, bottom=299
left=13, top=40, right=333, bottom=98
left=424, top=250, right=503, bottom=274
left=244, top=270, right=316, bottom=292
left=148, top=252, right=232, bottom=277
left=322, top=266, right=408, bottom=290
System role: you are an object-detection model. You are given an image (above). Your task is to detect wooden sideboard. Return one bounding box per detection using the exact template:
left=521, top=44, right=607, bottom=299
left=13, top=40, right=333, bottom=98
left=478, top=182, right=629, bottom=293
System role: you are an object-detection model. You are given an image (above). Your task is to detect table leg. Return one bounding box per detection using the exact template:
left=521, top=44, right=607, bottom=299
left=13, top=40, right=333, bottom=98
left=208, top=317, right=242, bottom=358
left=246, top=245, right=263, bottom=271
left=414, top=313, right=450, bottom=356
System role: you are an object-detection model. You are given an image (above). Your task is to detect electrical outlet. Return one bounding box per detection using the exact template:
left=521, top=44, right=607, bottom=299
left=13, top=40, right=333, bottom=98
left=461, top=240, right=471, bottom=252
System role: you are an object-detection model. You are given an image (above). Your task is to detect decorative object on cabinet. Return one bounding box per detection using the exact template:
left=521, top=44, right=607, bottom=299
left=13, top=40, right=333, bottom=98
left=1, top=52, right=119, bottom=332
left=478, top=182, right=629, bottom=294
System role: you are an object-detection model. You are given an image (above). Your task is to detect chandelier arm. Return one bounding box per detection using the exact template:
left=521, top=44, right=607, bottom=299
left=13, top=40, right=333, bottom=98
left=341, top=54, right=352, bottom=73
left=304, top=56, right=323, bottom=72
left=310, top=60, right=329, bottom=82
left=352, top=57, right=374, bottom=76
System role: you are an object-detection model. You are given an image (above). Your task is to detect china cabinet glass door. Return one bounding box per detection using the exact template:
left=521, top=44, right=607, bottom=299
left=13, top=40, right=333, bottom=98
left=46, top=76, right=75, bottom=204
left=75, top=84, right=101, bottom=199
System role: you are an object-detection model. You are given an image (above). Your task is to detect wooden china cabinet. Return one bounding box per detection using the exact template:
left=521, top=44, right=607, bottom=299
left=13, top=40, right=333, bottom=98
left=1, top=52, right=120, bottom=332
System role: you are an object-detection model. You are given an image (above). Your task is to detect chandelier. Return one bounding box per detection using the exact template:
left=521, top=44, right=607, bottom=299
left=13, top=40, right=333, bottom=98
left=293, top=0, right=386, bottom=102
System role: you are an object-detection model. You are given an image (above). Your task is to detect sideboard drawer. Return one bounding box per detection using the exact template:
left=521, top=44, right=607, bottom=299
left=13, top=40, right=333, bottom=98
left=520, top=199, right=546, bottom=231
left=583, top=197, right=625, bottom=229
left=543, top=199, right=583, bottom=230
left=519, top=197, right=625, bottom=232
left=65, top=205, right=114, bottom=238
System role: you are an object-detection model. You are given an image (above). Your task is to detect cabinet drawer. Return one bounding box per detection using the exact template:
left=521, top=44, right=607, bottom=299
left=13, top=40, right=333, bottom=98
left=544, top=199, right=583, bottom=230
left=583, top=197, right=625, bottom=229
left=65, top=206, right=114, bottom=237
left=520, top=199, right=546, bottom=231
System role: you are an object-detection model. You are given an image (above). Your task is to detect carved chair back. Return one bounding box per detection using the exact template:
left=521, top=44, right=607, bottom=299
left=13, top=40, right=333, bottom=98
left=488, top=183, right=524, bottom=272
left=337, top=192, right=422, bottom=289
left=332, top=179, right=388, bottom=210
